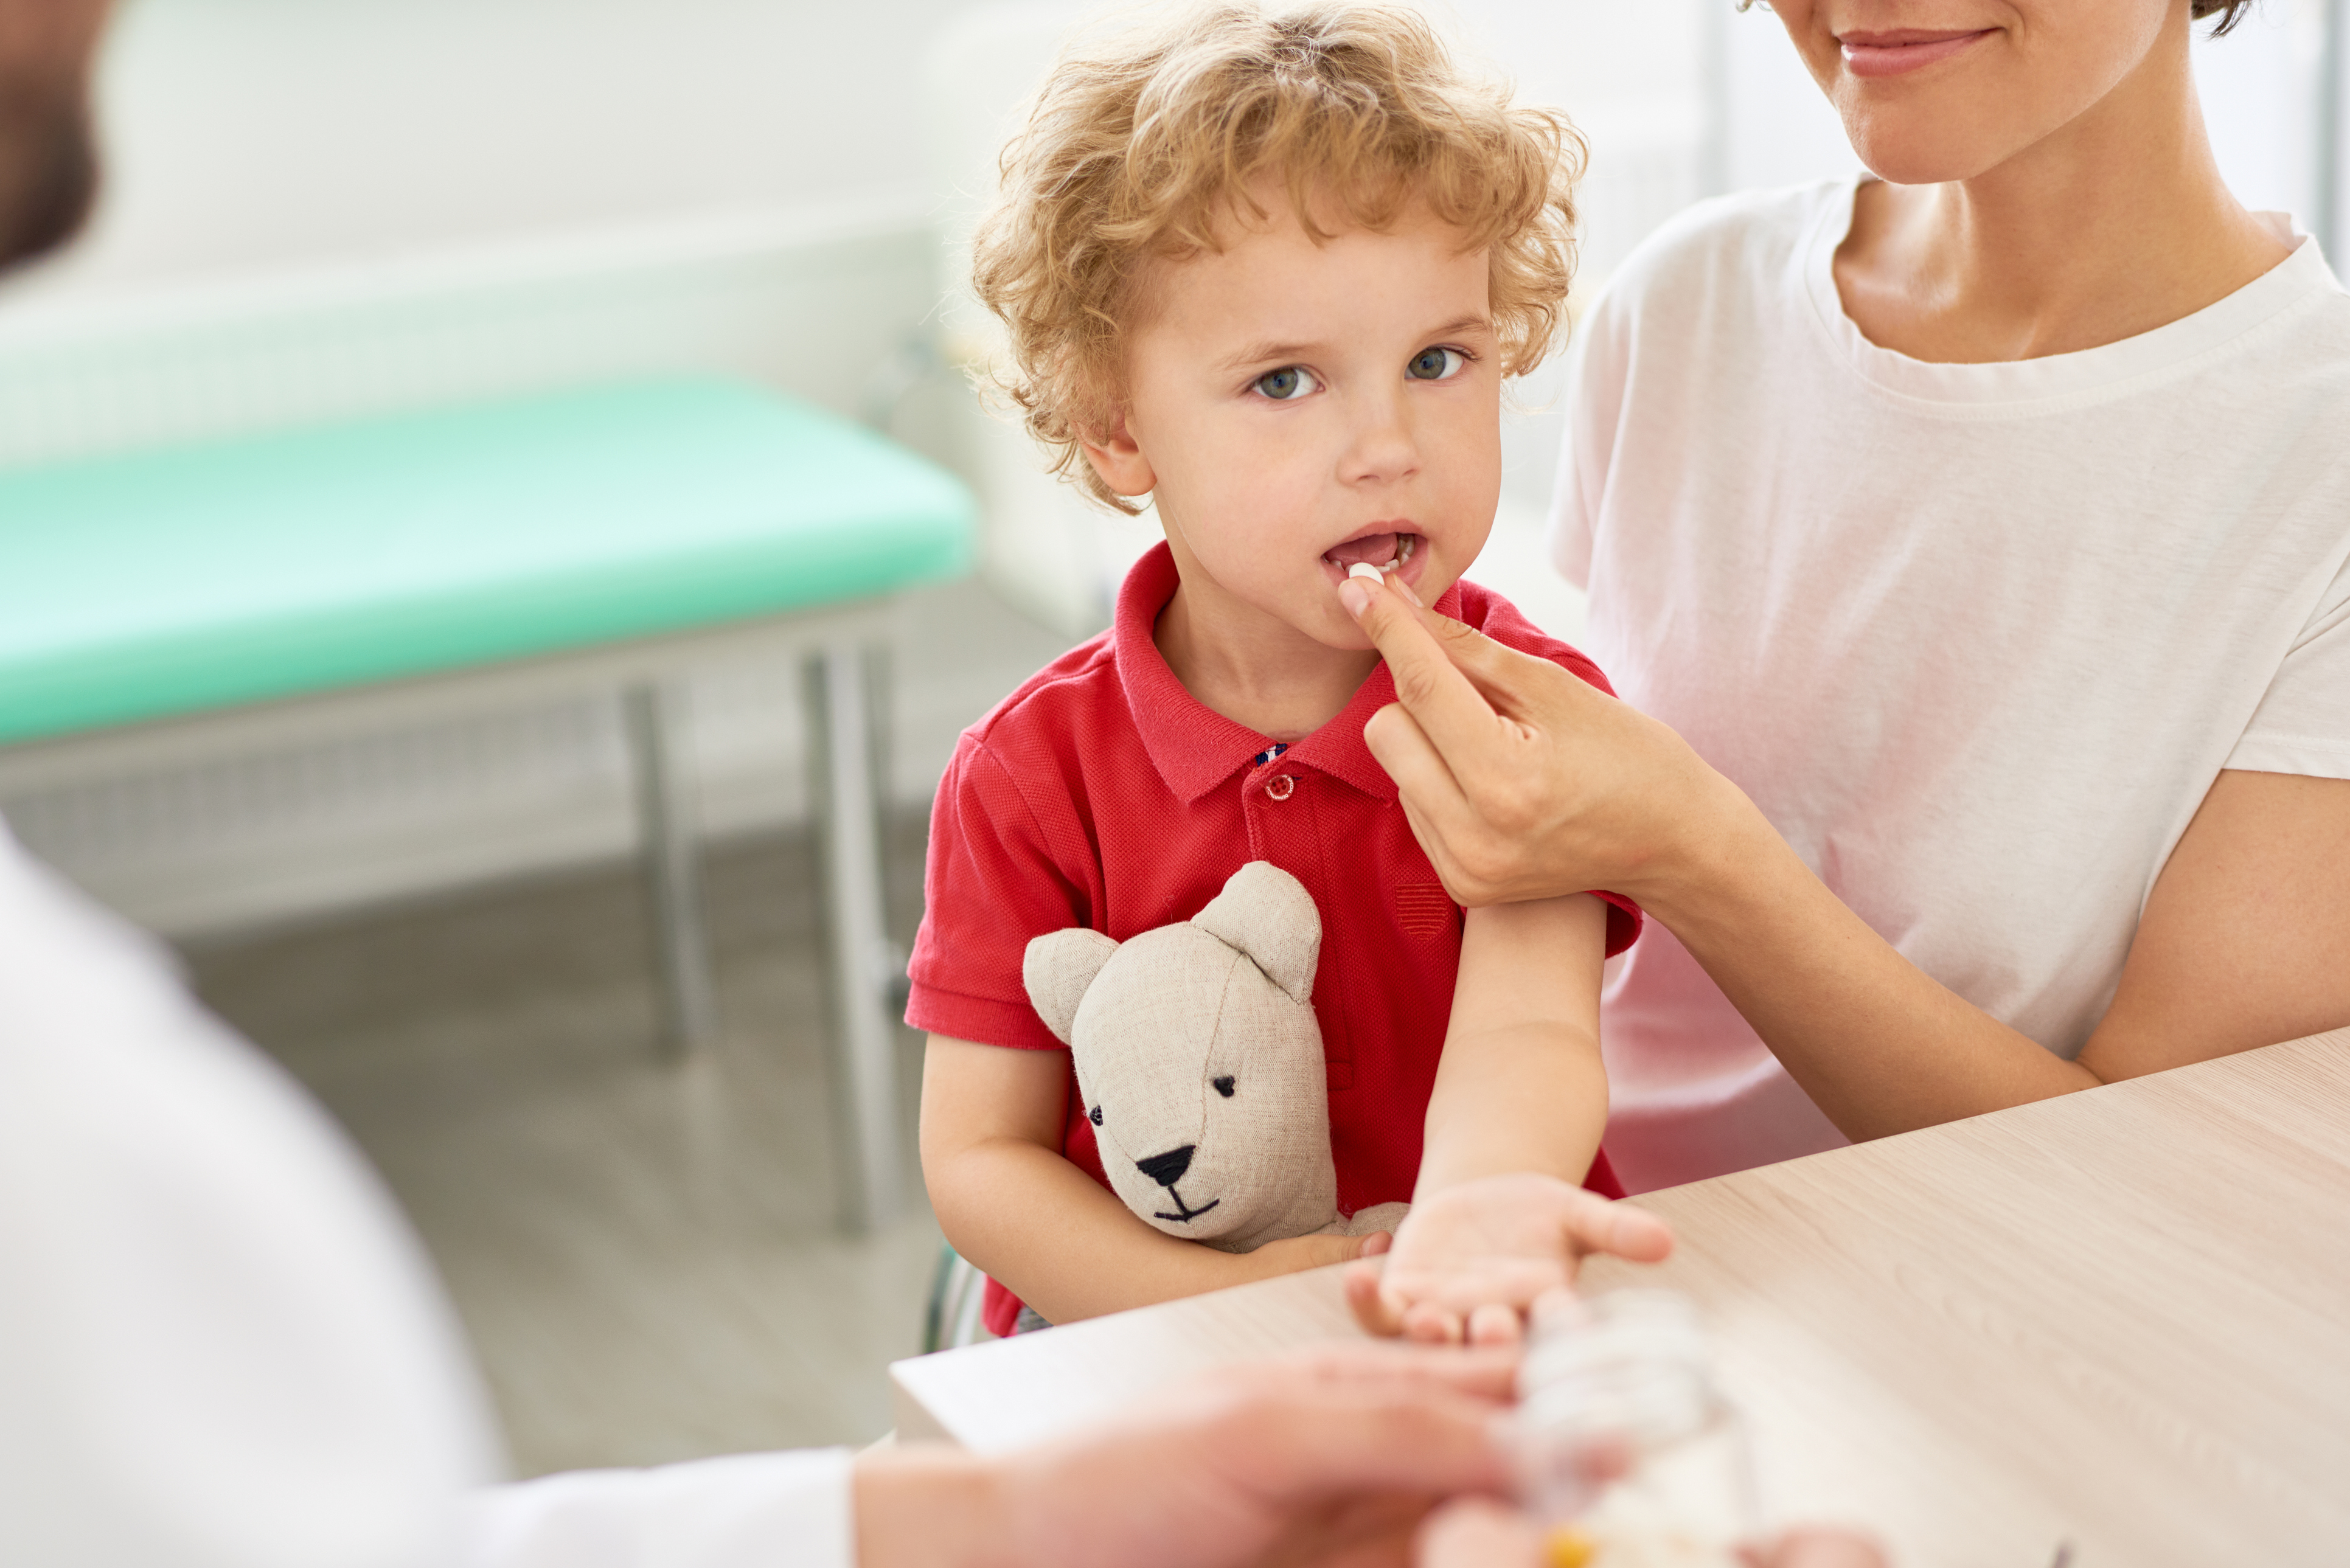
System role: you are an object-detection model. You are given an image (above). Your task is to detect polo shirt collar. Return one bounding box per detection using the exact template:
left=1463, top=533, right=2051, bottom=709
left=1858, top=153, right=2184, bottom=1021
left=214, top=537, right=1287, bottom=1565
left=1113, top=541, right=1462, bottom=805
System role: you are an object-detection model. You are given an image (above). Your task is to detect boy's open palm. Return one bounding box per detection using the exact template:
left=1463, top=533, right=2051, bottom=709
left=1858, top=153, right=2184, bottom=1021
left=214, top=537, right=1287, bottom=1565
left=1345, top=1174, right=1672, bottom=1344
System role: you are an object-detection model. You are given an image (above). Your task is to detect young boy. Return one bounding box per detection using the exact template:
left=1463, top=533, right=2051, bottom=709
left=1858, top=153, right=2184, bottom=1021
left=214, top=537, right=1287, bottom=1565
left=910, top=1, right=1639, bottom=1339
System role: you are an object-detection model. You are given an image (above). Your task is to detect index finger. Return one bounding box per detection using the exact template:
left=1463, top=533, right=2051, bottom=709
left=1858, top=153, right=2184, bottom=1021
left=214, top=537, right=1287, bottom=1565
left=1339, top=571, right=1513, bottom=766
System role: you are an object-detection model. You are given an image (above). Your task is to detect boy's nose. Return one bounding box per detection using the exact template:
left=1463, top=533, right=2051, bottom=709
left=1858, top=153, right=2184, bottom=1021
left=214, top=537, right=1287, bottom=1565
left=1135, top=1144, right=1196, bottom=1188
left=1341, top=394, right=1420, bottom=486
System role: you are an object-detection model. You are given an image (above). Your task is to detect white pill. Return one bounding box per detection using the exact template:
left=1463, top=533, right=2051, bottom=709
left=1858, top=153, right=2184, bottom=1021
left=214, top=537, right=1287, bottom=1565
left=1347, top=561, right=1383, bottom=583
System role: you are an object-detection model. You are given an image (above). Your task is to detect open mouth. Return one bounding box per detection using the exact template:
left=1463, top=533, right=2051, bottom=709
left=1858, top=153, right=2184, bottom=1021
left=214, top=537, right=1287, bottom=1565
left=1321, top=527, right=1423, bottom=589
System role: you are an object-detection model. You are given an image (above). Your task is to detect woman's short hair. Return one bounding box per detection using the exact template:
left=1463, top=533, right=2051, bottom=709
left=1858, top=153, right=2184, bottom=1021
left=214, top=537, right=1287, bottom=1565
left=970, top=2, right=1583, bottom=513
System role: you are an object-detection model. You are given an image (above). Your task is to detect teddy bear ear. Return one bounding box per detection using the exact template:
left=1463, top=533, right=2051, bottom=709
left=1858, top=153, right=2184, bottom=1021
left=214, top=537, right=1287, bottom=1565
left=1023, top=927, right=1121, bottom=1044
left=1192, top=861, right=1321, bottom=1004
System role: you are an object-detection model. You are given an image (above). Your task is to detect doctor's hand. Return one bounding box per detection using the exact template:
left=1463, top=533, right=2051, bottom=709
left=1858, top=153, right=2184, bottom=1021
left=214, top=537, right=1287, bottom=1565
left=856, top=1342, right=1521, bottom=1568
left=1343, top=1174, right=1673, bottom=1345
left=1335, top=571, right=1745, bottom=918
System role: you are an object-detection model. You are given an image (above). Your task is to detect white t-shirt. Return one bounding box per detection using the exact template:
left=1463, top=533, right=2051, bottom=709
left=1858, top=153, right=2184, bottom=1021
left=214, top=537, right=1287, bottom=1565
left=0, top=821, right=853, bottom=1568
left=1552, top=178, right=2350, bottom=1194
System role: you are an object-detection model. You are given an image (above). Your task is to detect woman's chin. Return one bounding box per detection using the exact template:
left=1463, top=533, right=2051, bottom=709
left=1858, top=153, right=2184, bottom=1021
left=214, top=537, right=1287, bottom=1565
left=1844, top=124, right=2026, bottom=189
left=1837, top=89, right=2060, bottom=189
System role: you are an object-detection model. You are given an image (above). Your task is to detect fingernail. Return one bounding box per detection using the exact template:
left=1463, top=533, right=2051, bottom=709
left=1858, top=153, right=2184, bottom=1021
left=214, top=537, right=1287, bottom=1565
left=1338, top=579, right=1371, bottom=617
left=1396, top=576, right=1425, bottom=608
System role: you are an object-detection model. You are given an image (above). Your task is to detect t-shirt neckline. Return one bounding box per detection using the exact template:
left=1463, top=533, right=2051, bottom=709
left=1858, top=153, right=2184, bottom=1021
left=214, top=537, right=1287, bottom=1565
left=1799, top=174, right=2339, bottom=411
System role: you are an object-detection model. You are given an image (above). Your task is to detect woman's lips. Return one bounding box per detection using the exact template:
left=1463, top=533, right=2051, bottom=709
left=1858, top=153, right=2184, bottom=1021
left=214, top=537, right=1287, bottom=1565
left=1840, top=28, right=1992, bottom=78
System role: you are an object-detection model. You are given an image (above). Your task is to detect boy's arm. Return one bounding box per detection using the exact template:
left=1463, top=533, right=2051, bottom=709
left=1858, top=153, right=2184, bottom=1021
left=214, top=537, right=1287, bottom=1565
left=1415, top=892, right=1611, bottom=1194
left=919, top=1036, right=1371, bottom=1325
left=1364, top=893, right=1629, bottom=1342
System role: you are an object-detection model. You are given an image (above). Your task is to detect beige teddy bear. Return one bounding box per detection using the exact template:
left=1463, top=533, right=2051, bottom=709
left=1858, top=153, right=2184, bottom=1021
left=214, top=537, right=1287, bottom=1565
left=1022, top=861, right=1410, bottom=1254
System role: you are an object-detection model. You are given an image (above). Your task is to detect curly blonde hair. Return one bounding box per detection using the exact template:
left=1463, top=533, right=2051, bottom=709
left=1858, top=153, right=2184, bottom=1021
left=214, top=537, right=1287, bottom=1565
left=970, top=2, right=1585, bottom=513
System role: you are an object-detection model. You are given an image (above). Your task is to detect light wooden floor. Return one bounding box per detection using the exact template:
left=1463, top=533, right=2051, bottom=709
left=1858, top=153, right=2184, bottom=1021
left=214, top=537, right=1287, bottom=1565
left=190, top=816, right=945, bottom=1475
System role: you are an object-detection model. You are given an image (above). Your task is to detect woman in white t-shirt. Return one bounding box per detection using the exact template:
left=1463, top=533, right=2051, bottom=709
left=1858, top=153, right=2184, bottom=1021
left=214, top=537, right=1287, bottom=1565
left=1335, top=0, right=2350, bottom=1193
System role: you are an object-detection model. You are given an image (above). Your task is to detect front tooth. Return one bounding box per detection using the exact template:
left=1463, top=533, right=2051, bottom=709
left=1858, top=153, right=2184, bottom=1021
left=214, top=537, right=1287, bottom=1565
left=1379, top=557, right=1400, bottom=572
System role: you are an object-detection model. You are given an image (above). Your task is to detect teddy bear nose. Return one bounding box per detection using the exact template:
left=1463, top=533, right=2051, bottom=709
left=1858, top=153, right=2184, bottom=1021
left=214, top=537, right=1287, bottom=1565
left=1135, top=1144, right=1196, bottom=1188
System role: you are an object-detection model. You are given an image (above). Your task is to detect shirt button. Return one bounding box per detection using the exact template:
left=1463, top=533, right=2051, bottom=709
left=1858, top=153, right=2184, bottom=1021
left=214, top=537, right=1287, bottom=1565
left=1265, top=774, right=1295, bottom=800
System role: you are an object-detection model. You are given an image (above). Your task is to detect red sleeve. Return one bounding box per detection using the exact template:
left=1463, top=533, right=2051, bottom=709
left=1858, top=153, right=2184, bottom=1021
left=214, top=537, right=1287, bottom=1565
left=1456, top=581, right=1645, bottom=959
left=905, top=735, right=1085, bottom=1049
left=910, top=734, right=1106, bottom=1339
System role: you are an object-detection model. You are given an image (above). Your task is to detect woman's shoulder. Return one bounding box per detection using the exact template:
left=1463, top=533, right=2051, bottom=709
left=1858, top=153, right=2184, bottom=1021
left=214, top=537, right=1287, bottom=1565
left=2251, top=241, right=2350, bottom=378
left=1586, top=179, right=1851, bottom=327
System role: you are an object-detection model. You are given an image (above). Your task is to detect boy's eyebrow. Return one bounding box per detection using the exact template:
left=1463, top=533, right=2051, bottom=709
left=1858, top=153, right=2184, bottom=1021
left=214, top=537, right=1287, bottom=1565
left=1218, top=338, right=1326, bottom=371
left=1421, top=313, right=1493, bottom=341
left=1216, top=315, right=1493, bottom=370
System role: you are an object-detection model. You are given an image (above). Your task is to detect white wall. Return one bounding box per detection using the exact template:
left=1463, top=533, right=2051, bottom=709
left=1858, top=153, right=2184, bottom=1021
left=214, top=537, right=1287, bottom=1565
left=15, top=0, right=972, bottom=300
left=2195, top=0, right=2340, bottom=232
left=1717, top=4, right=1857, bottom=193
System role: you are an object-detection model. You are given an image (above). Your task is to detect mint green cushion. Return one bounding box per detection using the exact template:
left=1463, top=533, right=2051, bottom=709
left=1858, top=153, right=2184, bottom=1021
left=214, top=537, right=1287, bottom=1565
left=0, top=379, right=976, bottom=744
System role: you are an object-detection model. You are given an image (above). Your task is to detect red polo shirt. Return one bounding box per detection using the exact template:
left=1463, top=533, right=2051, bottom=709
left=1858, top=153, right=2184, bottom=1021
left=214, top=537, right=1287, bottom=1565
left=908, top=543, right=1638, bottom=1334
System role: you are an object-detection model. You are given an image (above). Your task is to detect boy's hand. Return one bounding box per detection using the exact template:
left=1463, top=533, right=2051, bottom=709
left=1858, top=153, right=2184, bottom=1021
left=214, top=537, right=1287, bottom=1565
left=1344, top=1173, right=1672, bottom=1344
left=1242, top=1228, right=1392, bottom=1283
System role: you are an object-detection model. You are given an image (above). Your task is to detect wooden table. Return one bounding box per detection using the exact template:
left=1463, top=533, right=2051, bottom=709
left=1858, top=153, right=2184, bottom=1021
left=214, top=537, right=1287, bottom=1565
left=891, top=1029, right=2350, bottom=1568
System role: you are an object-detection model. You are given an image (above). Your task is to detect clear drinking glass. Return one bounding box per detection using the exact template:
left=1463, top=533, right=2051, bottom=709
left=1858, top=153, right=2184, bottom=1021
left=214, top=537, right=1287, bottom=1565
left=1512, top=1289, right=1759, bottom=1568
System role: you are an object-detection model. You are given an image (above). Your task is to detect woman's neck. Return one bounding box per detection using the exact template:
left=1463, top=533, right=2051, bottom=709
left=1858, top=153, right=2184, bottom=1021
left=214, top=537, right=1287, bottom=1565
left=1834, top=23, right=2290, bottom=365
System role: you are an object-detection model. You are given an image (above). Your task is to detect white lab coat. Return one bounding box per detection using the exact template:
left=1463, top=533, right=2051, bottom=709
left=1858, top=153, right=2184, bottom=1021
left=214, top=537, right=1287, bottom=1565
left=0, top=821, right=853, bottom=1568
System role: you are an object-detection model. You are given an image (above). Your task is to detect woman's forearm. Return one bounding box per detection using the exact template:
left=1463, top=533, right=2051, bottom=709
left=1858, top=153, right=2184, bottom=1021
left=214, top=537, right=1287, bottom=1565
left=1645, top=799, right=2099, bottom=1140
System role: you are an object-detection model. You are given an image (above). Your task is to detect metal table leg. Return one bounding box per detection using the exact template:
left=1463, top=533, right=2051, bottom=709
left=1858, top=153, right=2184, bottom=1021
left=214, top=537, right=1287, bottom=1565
left=624, top=681, right=719, bottom=1056
left=805, top=645, right=904, bottom=1233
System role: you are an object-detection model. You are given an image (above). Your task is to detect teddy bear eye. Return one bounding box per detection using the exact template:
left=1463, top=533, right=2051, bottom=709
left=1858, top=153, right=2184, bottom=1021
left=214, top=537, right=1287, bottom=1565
left=1089, top=1105, right=1104, bottom=1125
left=1212, top=1076, right=1236, bottom=1098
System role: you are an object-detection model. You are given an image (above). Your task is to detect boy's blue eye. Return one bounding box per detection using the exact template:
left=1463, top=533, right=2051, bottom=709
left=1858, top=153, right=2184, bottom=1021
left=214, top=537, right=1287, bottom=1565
left=1406, top=347, right=1466, bottom=381
left=1254, top=365, right=1319, bottom=400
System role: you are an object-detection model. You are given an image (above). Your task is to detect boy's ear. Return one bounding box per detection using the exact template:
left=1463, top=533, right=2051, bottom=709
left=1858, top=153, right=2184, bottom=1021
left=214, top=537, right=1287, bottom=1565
left=1192, top=861, right=1321, bottom=1004
left=1023, top=927, right=1121, bottom=1044
left=1077, top=409, right=1157, bottom=500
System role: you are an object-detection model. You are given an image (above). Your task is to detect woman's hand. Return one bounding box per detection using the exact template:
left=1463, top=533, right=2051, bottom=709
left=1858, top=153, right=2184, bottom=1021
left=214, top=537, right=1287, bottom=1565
left=1344, top=1174, right=1672, bottom=1344
left=1335, top=571, right=1745, bottom=915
